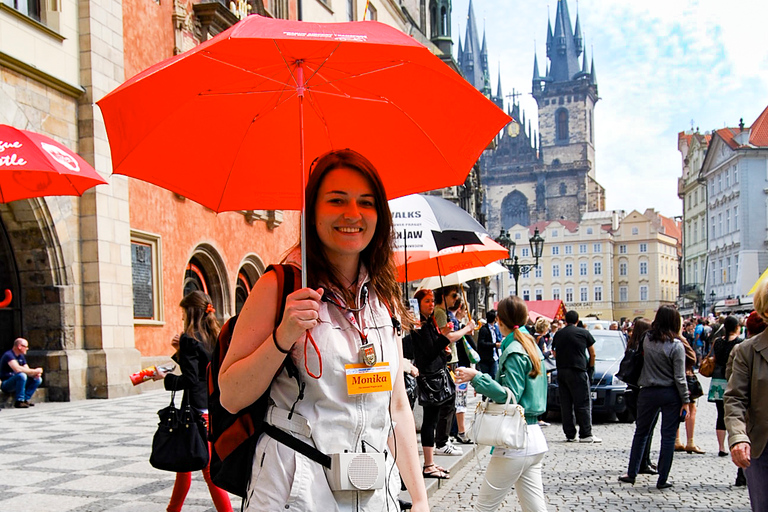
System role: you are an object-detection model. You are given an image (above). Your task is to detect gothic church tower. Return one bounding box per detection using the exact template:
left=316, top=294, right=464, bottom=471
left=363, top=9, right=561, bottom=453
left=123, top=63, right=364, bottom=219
left=481, top=0, right=604, bottom=236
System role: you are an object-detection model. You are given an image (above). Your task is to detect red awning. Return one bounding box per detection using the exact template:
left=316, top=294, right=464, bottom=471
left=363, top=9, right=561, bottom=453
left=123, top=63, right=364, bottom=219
left=525, top=300, right=566, bottom=322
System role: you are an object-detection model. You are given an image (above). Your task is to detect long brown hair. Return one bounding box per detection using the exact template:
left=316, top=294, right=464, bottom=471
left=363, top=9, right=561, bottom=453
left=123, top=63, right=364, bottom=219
left=649, top=305, right=681, bottom=343
left=497, top=296, right=542, bottom=377
left=180, top=290, right=220, bottom=351
left=300, top=149, right=411, bottom=329
left=628, top=318, right=651, bottom=350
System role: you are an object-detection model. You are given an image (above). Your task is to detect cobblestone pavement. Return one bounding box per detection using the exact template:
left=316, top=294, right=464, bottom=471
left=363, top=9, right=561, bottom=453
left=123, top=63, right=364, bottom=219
left=430, top=377, right=752, bottom=511
left=0, top=377, right=753, bottom=512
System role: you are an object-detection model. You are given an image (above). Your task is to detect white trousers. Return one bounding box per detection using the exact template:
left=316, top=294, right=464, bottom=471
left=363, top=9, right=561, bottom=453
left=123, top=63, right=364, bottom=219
left=474, top=453, right=547, bottom=512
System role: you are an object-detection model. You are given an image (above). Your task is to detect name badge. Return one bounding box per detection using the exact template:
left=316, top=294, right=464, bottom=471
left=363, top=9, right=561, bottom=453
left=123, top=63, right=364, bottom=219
left=345, top=363, right=392, bottom=395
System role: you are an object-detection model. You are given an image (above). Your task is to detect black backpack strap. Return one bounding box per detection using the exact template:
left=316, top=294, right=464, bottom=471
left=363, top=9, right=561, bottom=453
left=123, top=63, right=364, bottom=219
left=264, top=263, right=331, bottom=470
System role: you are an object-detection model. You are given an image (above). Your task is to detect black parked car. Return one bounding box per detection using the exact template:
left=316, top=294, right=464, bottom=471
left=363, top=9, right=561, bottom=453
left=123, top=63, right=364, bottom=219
left=546, top=330, right=631, bottom=421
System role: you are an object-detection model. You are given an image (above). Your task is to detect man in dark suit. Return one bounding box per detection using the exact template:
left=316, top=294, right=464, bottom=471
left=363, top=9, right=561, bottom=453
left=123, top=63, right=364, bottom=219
left=476, top=310, right=500, bottom=379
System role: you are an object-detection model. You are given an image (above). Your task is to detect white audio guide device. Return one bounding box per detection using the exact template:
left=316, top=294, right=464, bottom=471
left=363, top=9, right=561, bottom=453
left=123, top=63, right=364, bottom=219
left=326, top=452, right=386, bottom=491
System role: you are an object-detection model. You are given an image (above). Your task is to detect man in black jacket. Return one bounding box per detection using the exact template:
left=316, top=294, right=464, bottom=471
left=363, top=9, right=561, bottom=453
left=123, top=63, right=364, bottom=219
left=476, top=310, right=499, bottom=379
left=552, top=310, right=600, bottom=443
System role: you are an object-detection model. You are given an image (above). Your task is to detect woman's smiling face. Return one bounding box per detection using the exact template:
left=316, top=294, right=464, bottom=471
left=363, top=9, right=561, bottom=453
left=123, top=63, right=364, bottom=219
left=314, top=167, right=378, bottom=264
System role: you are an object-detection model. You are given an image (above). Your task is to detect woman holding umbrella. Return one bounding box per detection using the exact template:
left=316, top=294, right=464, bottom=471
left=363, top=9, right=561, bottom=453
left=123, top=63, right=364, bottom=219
left=218, top=150, right=428, bottom=511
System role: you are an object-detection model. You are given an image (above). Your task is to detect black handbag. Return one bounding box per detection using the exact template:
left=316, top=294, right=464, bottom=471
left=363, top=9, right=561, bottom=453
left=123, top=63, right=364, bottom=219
left=686, top=374, right=704, bottom=400
left=417, top=368, right=455, bottom=406
left=150, top=390, right=209, bottom=472
left=404, top=372, right=417, bottom=409
left=617, top=333, right=645, bottom=387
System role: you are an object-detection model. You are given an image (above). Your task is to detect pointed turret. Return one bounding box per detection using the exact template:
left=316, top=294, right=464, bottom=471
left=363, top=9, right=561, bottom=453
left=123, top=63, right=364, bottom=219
left=457, top=33, right=463, bottom=66
left=532, top=53, right=541, bottom=94
left=590, top=55, right=597, bottom=85
left=547, top=0, right=581, bottom=83
left=574, top=12, right=583, bottom=56
left=459, top=0, right=485, bottom=91
left=494, top=67, right=504, bottom=110
left=546, top=14, right=553, bottom=58
left=582, top=46, right=588, bottom=74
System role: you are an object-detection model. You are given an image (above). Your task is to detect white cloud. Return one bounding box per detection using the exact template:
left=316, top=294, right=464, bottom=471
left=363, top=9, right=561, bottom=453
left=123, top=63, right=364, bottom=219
left=453, top=0, right=768, bottom=218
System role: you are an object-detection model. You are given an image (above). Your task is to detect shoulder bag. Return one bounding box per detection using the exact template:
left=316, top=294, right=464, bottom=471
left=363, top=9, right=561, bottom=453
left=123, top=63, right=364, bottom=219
left=617, top=332, right=646, bottom=387
left=698, top=341, right=717, bottom=378
left=416, top=367, right=455, bottom=406
left=686, top=374, right=704, bottom=400
left=150, top=389, right=209, bottom=472
left=471, top=388, right=527, bottom=450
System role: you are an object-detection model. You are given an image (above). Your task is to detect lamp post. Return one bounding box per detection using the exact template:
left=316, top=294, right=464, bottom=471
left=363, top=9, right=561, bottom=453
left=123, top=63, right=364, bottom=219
left=710, top=290, right=716, bottom=314
left=494, top=227, right=545, bottom=297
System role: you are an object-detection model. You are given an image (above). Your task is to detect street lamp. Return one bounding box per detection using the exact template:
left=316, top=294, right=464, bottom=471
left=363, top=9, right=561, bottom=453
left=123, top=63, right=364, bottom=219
left=495, top=227, right=545, bottom=296
left=710, top=290, right=716, bottom=313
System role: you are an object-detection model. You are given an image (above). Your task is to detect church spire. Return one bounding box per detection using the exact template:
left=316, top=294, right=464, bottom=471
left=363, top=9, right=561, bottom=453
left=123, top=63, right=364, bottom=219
left=546, top=12, right=553, bottom=58
left=547, top=0, right=582, bottom=83
left=574, top=9, right=583, bottom=56
left=532, top=53, right=541, bottom=94
left=590, top=54, right=597, bottom=85
left=581, top=45, right=588, bottom=74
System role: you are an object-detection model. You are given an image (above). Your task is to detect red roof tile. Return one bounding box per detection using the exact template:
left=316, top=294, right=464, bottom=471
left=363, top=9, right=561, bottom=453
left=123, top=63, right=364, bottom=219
left=659, top=214, right=681, bottom=242
left=750, top=105, right=768, bottom=147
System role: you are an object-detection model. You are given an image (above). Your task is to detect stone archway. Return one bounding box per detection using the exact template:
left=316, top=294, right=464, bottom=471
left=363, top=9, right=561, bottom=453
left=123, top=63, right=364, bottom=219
left=235, top=254, right=266, bottom=315
left=501, top=190, right=530, bottom=229
left=184, top=244, right=231, bottom=320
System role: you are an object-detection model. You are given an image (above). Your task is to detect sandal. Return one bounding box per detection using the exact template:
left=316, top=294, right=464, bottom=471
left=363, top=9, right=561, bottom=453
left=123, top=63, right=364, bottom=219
left=423, top=464, right=450, bottom=479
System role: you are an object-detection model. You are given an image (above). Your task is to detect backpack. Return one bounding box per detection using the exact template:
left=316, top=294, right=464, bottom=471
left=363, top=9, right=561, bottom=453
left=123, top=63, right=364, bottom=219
left=207, top=264, right=331, bottom=500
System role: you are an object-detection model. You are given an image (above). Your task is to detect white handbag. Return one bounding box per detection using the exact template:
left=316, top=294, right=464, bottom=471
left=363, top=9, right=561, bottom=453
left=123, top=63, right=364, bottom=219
left=471, top=388, right=527, bottom=449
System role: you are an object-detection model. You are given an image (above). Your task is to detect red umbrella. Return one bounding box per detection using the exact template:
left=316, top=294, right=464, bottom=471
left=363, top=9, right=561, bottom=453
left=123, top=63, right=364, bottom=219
left=394, top=235, right=508, bottom=283
left=0, top=125, right=107, bottom=203
left=96, top=15, right=509, bottom=211
left=97, top=16, right=509, bottom=285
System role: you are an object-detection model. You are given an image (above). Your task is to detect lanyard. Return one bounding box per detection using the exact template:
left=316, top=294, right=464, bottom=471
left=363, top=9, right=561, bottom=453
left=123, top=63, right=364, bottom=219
left=323, top=287, right=378, bottom=367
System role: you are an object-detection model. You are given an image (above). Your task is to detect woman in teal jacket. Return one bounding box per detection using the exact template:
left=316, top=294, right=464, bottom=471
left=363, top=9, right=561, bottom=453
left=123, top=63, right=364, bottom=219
left=455, top=296, right=548, bottom=512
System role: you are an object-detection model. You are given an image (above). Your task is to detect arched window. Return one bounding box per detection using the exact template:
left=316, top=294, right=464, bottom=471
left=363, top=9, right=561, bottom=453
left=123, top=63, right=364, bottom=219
left=440, top=6, right=447, bottom=36
left=559, top=182, right=567, bottom=195
left=501, top=190, right=530, bottom=229
left=236, top=255, right=266, bottom=315
left=556, top=108, right=569, bottom=142
left=183, top=244, right=230, bottom=319
left=430, top=5, right=436, bottom=38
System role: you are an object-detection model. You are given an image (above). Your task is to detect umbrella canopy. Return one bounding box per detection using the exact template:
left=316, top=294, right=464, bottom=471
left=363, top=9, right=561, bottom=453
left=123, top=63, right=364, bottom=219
left=390, top=194, right=488, bottom=253
left=417, top=262, right=506, bottom=290
left=97, top=15, right=511, bottom=212
left=0, top=125, right=107, bottom=203
left=395, top=235, right=508, bottom=283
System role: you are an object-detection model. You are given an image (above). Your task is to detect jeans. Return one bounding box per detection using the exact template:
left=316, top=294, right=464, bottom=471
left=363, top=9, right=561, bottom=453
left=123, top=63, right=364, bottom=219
left=745, top=448, right=768, bottom=512
left=477, top=360, right=498, bottom=380
left=627, top=386, right=682, bottom=485
left=557, top=368, right=592, bottom=439
left=475, top=453, right=547, bottom=512
left=1, top=372, right=42, bottom=402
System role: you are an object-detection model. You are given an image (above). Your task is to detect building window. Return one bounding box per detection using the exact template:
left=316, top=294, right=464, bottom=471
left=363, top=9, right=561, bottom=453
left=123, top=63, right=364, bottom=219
left=535, top=266, right=543, bottom=278
left=551, top=229, right=559, bottom=237
left=521, top=247, right=530, bottom=257
left=640, top=261, right=648, bottom=275
left=586, top=227, right=593, bottom=234
left=565, top=287, right=574, bottom=302
left=523, top=289, right=530, bottom=301
left=535, top=288, right=543, bottom=301
left=693, top=220, right=698, bottom=243
left=594, top=286, right=602, bottom=302
left=593, top=243, right=602, bottom=253
left=718, top=174, right=722, bottom=193
left=273, top=0, right=289, bottom=19
left=710, top=178, right=714, bottom=196
left=619, top=286, right=628, bottom=302
left=632, top=227, right=639, bottom=235
left=5, top=0, right=42, bottom=22
left=556, top=108, right=569, bottom=141
left=553, top=288, right=561, bottom=300
left=580, top=287, right=588, bottom=302
left=619, top=244, right=627, bottom=254
left=594, top=261, right=602, bottom=275
left=565, top=245, right=573, bottom=255
left=640, top=286, right=648, bottom=301
left=579, top=262, right=587, bottom=276
left=552, top=264, right=560, bottom=278
left=734, top=166, right=739, bottom=183
left=131, top=230, right=164, bottom=323
left=711, top=216, right=716, bottom=239
left=619, top=262, right=627, bottom=276
left=719, top=259, right=724, bottom=284
left=639, top=243, right=647, bottom=253
left=560, top=182, right=567, bottom=195
left=734, top=206, right=738, bottom=229
left=693, top=261, right=698, bottom=283
left=515, top=232, right=522, bottom=240
left=735, top=255, right=739, bottom=278
left=565, top=263, right=573, bottom=277
left=365, top=2, right=377, bottom=20
left=726, top=209, right=730, bottom=232
left=727, top=257, right=732, bottom=282
left=726, top=169, right=730, bottom=188
left=579, top=244, right=587, bottom=254
left=552, top=246, right=560, bottom=255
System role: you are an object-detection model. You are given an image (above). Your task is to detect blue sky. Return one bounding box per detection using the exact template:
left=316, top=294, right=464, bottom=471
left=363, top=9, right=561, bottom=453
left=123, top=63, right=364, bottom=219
left=451, top=0, right=768, bottom=218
